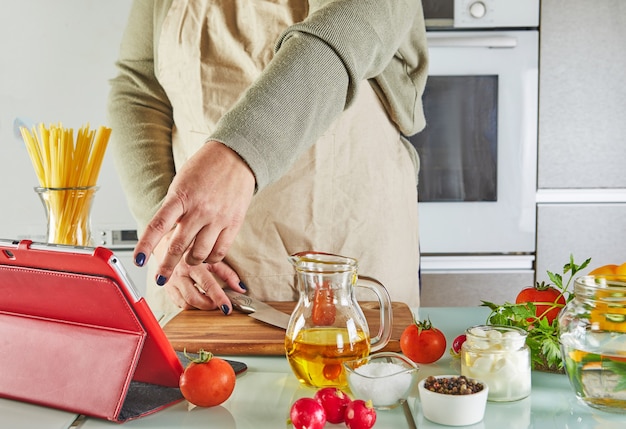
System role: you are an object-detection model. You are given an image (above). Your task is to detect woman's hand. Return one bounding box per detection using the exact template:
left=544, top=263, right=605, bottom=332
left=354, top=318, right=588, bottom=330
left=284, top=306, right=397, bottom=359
left=153, top=231, right=247, bottom=312
left=134, top=140, right=255, bottom=288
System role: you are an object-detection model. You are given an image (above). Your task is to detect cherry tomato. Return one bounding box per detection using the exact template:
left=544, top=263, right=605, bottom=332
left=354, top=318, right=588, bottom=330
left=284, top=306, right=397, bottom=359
left=289, top=397, right=326, bottom=429
left=179, top=350, right=236, bottom=407
left=344, top=399, right=376, bottom=429
left=322, top=363, right=342, bottom=381
left=515, top=282, right=566, bottom=324
left=450, top=333, right=467, bottom=357
left=314, top=387, right=351, bottom=424
left=312, top=281, right=335, bottom=326
left=400, top=318, right=447, bottom=364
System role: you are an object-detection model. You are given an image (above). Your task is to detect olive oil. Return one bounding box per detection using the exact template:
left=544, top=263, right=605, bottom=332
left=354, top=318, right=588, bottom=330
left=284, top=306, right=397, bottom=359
left=285, top=327, right=370, bottom=388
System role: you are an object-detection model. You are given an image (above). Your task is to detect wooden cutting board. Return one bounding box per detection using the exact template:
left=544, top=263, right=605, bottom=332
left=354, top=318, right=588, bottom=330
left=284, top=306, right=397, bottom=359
left=163, top=301, right=414, bottom=356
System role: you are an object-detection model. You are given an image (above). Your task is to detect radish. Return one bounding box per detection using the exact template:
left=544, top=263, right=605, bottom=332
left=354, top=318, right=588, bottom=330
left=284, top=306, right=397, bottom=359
left=314, top=387, right=351, bottom=424
left=289, top=397, right=326, bottom=429
left=344, top=399, right=376, bottom=429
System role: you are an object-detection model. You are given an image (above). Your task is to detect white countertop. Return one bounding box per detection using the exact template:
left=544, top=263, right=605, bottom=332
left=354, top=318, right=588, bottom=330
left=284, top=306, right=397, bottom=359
left=2, top=307, right=625, bottom=428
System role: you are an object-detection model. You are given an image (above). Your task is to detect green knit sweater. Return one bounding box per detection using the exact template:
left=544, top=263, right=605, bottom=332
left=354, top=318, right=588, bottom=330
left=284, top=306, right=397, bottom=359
left=108, top=0, right=428, bottom=230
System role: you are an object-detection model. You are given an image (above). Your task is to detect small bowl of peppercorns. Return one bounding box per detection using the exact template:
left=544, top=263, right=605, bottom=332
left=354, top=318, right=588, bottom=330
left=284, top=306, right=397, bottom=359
left=418, top=375, right=488, bottom=426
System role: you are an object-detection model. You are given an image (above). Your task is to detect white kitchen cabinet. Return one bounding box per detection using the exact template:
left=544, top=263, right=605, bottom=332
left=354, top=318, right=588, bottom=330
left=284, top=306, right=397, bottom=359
left=538, top=0, right=626, bottom=189
left=536, top=203, right=626, bottom=277
left=420, top=272, right=534, bottom=307
left=534, top=0, right=626, bottom=285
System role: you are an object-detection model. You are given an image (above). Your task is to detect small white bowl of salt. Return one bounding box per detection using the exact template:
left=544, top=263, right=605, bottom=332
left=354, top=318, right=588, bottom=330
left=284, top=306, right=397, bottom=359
left=343, top=352, right=419, bottom=410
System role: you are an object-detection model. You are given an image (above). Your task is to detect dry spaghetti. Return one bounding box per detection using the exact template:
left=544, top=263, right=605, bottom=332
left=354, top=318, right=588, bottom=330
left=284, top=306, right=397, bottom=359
left=20, top=123, right=111, bottom=245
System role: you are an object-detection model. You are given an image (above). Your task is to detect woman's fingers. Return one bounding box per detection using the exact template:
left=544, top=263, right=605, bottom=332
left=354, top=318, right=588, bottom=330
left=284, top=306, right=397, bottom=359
left=134, top=141, right=255, bottom=287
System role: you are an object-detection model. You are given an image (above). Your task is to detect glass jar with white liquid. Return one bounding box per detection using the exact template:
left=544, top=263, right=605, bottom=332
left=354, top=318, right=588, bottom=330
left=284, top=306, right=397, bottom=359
left=461, top=325, right=531, bottom=402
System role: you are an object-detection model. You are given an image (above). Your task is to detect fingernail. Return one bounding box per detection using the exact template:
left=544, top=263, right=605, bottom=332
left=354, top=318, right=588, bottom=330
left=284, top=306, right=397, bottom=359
left=135, top=252, right=146, bottom=267
left=220, top=304, right=230, bottom=315
left=156, top=274, right=167, bottom=286
left=239, top=281, right=247, bottom=291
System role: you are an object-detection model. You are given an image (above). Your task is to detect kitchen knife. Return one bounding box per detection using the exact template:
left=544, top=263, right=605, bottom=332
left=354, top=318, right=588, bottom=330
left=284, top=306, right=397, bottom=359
left=224, top=289, right=291, bottom=329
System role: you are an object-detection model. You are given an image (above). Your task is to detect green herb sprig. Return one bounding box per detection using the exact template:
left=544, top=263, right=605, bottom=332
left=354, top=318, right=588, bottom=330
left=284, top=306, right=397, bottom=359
left=481, top=255, right=591, bottom=371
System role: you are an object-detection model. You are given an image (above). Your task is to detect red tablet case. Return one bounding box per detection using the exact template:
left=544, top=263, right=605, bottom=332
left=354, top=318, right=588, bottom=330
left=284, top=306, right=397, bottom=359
left=0, top=239, right=184, bottom=422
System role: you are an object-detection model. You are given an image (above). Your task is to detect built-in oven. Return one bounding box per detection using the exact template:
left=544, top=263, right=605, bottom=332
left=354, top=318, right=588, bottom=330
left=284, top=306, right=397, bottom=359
left=411, top=0, right=540, bottom=306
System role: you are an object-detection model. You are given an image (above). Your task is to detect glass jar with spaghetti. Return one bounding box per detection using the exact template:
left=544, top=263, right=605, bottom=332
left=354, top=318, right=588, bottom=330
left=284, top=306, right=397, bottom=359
left=36, top=186, right=98, bottom=246
left=19, top=123, right=111, bottom=247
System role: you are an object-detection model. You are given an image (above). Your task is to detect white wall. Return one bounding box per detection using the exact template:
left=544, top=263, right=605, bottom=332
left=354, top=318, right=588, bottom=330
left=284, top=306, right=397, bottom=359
left=0, top=0, right=134, bottom=240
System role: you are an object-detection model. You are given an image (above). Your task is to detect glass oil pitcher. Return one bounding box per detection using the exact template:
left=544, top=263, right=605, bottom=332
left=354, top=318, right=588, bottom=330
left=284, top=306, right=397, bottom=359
left=285, top=251, right=393, bottom=389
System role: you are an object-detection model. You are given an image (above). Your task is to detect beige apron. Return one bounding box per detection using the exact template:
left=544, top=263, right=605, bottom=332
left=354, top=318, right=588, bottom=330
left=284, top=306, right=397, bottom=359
left=148, top=0, right=420, bottom=317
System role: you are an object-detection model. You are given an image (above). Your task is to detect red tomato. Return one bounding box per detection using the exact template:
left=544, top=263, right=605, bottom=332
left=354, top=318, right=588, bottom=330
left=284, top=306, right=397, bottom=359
left=312, top=281, right=335, bottom=326
left=179, top=350, right=236, bottom=407
left=400, top=319, right=447, bottom=364
left=515, top=282, right=566, bottom=324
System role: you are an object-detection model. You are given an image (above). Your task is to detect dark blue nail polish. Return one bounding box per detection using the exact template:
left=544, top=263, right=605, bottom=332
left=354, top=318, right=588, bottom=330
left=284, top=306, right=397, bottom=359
left=220, top=304, right=230, bottom=315
left=135, top=252, right=146, bottom=267
left=239, top=281, right=247, bottom=291
left=156, top=275, right=167, bottom=286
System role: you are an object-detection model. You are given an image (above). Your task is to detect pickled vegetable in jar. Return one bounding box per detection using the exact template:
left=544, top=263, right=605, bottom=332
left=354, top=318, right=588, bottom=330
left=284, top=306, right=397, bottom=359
left=461, top=325, right=531, bottom=402
left=558, top=275, right=626, bottom=413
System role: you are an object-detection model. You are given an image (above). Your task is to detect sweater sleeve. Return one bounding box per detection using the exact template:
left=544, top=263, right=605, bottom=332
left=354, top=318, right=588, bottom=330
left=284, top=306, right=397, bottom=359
left=371, top=1, right=428, bottom=137
left=109, top=0, right=427, bottom=226
left=209, top=0, right=425, bottom=191
left=107, top=0, right=175, bottom=233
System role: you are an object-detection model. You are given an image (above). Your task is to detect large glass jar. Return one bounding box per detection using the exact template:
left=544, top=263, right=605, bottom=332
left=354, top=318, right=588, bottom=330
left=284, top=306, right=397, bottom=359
left=461, top=325, right=531, bottom=402
left=558, top=275, right=626, bottom=413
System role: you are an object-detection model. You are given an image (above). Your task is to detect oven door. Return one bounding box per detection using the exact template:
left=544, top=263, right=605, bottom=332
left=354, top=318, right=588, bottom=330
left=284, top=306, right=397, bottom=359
left=408, top=30, right=538, bottom=256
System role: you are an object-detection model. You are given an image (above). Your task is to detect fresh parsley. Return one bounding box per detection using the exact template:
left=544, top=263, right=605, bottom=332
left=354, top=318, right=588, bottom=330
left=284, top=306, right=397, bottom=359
left=481, top=255, right=591, bottom=371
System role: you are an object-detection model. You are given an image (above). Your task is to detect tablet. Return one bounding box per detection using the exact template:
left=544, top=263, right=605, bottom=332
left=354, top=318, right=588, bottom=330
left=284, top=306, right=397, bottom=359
left=0, top=239, right=184, bottom=421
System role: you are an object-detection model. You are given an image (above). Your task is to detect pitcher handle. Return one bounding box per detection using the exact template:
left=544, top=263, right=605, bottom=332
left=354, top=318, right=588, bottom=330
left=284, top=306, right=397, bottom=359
left=356, top=275, right=393, bottom=352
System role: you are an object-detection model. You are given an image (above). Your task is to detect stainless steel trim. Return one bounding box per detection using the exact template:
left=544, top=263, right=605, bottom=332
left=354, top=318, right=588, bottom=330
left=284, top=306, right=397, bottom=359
left=421, top=255, right=535, bottom=272
left=427, top=35, right=517, bottom=48
left=536, top=189, right=626, bottom=204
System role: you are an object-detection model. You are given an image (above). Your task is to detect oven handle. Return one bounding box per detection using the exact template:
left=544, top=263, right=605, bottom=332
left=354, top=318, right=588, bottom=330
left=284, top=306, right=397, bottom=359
left=427, top=35, right=517, bottom=49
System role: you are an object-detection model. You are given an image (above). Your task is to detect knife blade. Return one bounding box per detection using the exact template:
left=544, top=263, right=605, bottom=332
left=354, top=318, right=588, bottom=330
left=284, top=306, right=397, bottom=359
left=224, top=289, right=291, bottom=329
